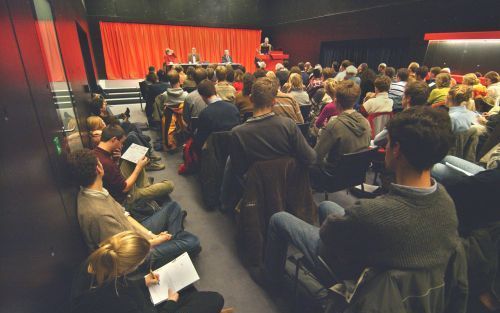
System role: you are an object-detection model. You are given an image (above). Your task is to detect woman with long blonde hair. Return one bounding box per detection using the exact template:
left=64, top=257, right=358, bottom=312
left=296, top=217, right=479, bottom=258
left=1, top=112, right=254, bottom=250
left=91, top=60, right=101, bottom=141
left=71, top=231, right=224, bottom=313
left=287, top=73, right=311, bottom=106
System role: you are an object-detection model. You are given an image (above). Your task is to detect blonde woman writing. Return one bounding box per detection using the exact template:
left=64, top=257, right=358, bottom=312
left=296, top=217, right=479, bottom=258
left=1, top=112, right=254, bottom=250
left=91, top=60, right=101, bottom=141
left=71, top=231, right=224, bottom=313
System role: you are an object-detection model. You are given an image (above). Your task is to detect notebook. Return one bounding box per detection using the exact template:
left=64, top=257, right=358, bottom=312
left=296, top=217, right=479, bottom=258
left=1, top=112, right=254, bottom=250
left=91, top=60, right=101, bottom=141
left=146, top=252, right=200, bottom=305
left=121, top=143, right=148, bottom=164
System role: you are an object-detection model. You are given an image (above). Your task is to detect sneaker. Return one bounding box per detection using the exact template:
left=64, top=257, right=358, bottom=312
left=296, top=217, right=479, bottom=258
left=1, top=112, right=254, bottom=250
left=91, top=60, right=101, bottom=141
left=145, top=161, right=165, bottom=171
left=149, top=154, right=161, bottom=162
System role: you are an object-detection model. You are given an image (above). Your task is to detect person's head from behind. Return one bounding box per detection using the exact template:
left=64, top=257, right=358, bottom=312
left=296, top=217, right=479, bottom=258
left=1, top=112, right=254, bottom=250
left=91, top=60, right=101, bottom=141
left=66, top=148, right=102, bottom=187
left=462, top=73, right=479, bottom=86
left=416, top=66, right=429, bottom=81
left=378, top=63, right=387, bottom=74
left=385, top=67, right=396, bottom=80
left=385, top=106, right=452, bottom=175
left=289, top=73, right=304, bottom=91
left=89, top=96, right=107, bottom=116
left=436, top=73, right=451, bottom=88
left=396, top=68, right=409, bottom=82
left=206, top=68, right=215, bottom=81
left=298, top=62, right=305, bottom=71
left=253, top=68, right=267, bottom=79
left=340, top=60, right=351, bottom=72
left=250, top=77, right=278, bottom=110
left=358, top=63, right=368, bottom=74
left=193, top=68, right=207, bottom=86
left=215, top=66, right=227, bottom=82
left=403, top=81, right=429, bottom=109
left=322, top=67, right=335, bottom=80
left=430, top=67, right=441, bottom=79
left=146, top=72, right=158, bottom=84
left=197, top=79, right=217, bottom=103
left=484, top=71, right=499, bottom=87
left=312, top=67, right=322, bottom=79
left=157, top=69, right=167, bottom=82
left=87, top=231, right=151, bottom=287
left=148, top=66, right=155, bottom=73
left=374, top=75, right=392, bottom=93
left=447, top=84, right=472, bottom=107
left=167, top=70, right=180, bottom=87
left=335, top=80, right=360, bottom=110
left=234, top=69, right=244, bottom=82
left=324, top=78, right=337, bottom=99
left=186, top=66, right=196, bottom=80
left=87, top=116, right=106, bottom=131
left=226, top=68, right=235, bottom=83
left=290, top=66, right=301, bottom=75
left=408, top=62, right=420, bottom=74
left=242, top=73, right=255, bottom=96
left=174, top=65, right=184, bottom=74
left=345, top=66, right=357, bottom=79
left=100, top=123, right=126, bottom=152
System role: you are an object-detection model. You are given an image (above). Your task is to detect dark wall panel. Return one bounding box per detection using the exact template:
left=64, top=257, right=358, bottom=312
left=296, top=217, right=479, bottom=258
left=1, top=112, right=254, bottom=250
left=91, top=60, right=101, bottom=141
left=267, top=0, right=499, bottom=67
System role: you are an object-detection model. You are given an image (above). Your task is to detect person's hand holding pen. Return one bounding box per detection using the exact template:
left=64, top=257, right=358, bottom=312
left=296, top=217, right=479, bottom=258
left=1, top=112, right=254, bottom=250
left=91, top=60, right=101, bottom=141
left=145, top=269, right=160, bottom=287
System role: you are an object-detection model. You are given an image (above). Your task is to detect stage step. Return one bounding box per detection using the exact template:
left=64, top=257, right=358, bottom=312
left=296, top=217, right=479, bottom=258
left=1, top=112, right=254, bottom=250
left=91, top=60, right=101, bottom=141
left=103, top=86, right=143, bottom=106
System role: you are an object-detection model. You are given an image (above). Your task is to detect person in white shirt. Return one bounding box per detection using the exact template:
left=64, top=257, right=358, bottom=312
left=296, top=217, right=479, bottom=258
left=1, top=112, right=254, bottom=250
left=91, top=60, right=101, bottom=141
left=361, top=75, right=394, bottom=115
left=333, top=60, right=351, bottom=82
left=388, top=68, right=409, bottom=112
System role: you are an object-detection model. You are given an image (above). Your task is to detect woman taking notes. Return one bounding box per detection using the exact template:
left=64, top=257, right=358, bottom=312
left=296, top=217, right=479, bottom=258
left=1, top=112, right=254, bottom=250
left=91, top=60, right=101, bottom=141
left=70, top=231, right=224, bottom=313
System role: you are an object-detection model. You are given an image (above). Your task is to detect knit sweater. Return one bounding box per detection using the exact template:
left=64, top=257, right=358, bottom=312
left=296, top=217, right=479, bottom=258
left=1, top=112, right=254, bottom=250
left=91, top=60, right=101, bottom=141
left=319, top=183, right=459, bottom=280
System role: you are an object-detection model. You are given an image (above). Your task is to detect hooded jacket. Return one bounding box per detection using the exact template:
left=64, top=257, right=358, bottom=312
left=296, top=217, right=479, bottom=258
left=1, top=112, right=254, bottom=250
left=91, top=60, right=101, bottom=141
left=314, top=111, right=371, bottom=172
left=152, top=87, right=188, bottom=122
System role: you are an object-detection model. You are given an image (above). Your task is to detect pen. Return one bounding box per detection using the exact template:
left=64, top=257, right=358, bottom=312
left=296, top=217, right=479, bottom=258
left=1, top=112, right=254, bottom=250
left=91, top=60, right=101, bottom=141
left=150, top=269, right=160, bottom=285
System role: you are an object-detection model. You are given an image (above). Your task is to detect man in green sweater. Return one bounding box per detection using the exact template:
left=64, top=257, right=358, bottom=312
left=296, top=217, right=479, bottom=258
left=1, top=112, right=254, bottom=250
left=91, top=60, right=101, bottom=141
left=256, top=106, right=460, bottom=288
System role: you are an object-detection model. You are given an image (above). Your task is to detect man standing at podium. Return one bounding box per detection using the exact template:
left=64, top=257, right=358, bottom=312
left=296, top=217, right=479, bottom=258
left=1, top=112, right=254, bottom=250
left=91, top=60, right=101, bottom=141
left=259, top=37, right=272, bottom=55
left=221, top=50, right=233, bottom=63
left=188, top=47, right=201, bottom=64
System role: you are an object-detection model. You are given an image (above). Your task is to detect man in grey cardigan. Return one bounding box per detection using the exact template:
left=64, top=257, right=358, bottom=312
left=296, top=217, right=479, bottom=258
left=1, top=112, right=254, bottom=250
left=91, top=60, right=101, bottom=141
left=255, top=106, right=460, bottom=289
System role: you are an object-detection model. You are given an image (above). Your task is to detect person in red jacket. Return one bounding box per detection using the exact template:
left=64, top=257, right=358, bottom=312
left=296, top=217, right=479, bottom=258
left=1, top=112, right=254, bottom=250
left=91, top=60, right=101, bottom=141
left=164, top=48, right=178, bottom=66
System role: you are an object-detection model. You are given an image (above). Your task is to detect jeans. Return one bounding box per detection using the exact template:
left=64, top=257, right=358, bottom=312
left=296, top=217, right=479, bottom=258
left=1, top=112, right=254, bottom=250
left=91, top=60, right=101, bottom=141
left=141, top=201, right=200, bottom=268
left=264, top=201, right=345, bottom=284
left=432, top=155, right=485, bottom=185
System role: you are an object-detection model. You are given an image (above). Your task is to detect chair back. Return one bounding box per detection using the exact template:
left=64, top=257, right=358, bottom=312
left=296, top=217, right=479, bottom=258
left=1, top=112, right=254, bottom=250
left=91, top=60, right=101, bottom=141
left=138, top=81, right=149, bottom=100
left=300, top=104, right=312, bottom=122
left=297, top=122, right=310, bottom=139
left=242, top=111, right=253, bottom=123
left=183, top=86, right=197, bottom=93
left=449, top=127, right=479, bottom=162
left=190, top=116, right=199, bottom=134
left=367, top=112, right=393, bottom=139
left=322, top=148, right=377, bottom=193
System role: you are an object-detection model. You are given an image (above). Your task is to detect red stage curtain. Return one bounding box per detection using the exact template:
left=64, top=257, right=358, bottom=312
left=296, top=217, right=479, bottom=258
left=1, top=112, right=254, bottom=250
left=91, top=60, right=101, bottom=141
left=35, top=20, right=66, bottom=82
left=100, top=22, right=262, bottom=80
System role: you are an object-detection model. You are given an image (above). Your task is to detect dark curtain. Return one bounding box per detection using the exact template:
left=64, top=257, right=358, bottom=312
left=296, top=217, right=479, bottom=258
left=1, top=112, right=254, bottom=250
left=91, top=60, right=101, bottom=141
left=320, top=38, right=410, bottom=70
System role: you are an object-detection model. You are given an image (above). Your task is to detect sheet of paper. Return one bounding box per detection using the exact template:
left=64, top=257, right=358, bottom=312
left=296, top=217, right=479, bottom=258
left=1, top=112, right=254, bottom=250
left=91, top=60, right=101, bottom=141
left=121, top=143, right=148, bottom=164
left=445, top=162, right=474, bottom=176
left=146, top=252, right=200, bottom=305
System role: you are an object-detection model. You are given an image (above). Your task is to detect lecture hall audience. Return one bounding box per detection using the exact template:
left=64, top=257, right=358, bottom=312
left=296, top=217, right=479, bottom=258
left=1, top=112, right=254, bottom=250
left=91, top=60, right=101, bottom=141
left=73, top=57, right=499, bottom=312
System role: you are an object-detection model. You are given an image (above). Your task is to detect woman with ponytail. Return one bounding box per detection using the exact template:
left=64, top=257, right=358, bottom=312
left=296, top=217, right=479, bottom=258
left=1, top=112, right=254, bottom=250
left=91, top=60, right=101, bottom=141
left=71, top=231, right=224, bottom=313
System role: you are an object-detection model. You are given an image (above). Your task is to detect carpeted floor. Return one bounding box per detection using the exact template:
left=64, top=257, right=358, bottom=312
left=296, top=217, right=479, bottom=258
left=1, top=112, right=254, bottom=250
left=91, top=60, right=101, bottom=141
left=110, top=103, right=361, bottom=313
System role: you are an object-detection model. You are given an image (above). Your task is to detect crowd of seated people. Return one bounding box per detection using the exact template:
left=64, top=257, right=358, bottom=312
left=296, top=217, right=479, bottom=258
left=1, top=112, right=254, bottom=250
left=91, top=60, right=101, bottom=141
left=72, top=59, right=499, bottom=313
